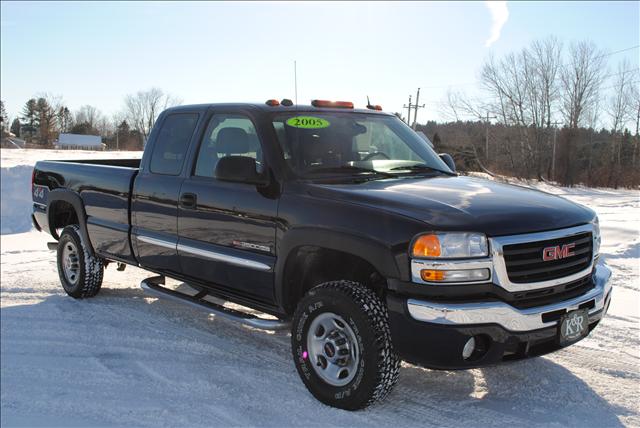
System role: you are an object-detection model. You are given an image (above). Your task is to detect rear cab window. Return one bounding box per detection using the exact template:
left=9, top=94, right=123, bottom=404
left=149, top=113, right=199, bottom=175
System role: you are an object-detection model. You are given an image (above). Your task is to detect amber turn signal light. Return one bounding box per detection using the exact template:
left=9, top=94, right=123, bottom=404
left=420, top=269, right=445, bottom=281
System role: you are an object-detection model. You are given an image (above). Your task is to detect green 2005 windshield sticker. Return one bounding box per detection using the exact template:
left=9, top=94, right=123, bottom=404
left=286, top=116, right=330, bottom=129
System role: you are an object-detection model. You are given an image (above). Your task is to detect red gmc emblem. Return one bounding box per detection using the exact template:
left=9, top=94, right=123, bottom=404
left=543, top=243, right=576, bottom=261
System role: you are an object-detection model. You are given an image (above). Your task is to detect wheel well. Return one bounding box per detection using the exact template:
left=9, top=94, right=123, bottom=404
left=282, top=246, right=387, bottom=314
left=48, top=200, right=79, bottom=239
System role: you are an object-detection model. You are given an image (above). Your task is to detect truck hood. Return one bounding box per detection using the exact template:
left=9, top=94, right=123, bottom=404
left=307, top=176, right=595, bottom=236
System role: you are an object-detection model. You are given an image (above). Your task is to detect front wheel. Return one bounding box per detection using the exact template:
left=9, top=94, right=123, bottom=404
left=291, top=281, right=400, bottom=410
left=57, top=225, right=104, bottom=298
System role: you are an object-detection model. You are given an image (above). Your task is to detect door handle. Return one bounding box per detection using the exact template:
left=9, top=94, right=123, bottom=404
left=180, top=192, right=197, bottom=208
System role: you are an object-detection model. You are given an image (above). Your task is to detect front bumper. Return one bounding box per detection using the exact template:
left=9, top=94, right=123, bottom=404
left=387, top=261, right=612, bottom=369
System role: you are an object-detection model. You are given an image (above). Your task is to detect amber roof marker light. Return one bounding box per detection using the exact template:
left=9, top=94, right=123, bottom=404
left=366, top=96, right=383, bottom=111
left=265, top=99, right=280, bottom=106
left=311, top=100, right=354, bottom=109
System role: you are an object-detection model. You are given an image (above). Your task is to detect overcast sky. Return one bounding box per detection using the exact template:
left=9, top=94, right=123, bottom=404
left=1, top=1, right=638, bottom=124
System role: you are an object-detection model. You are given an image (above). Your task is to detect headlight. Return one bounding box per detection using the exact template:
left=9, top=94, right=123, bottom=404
left=592, top=216, right=601, bottom=256
left=411, top=232, right=488, bottom=258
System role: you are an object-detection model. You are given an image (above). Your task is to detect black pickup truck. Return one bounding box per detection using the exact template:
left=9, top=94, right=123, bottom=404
left=32, top=99, right=612, bottom=410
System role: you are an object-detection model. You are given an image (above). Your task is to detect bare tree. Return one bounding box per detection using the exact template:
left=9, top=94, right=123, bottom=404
left=123, top=88, right=181, bottom=141
left=561, top=41, right=606, bottom=129
left=607, top=59, right=634, bottom=134
left=75, top=105, right=102, bottom=130
left=523, top=37, right=563, bottom=176
left=34, top=94, right=65, bottom=146
left=627, top=71, right=640, bottom=167
left=528, top=37, right=563, bottom=128
left=481, top=50, right=536, bottom=176
left=606, top=59, right=635, bottom=186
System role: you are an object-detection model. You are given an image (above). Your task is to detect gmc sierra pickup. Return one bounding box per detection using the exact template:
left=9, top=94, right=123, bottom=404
left=32, top=99, right=612, bottom=410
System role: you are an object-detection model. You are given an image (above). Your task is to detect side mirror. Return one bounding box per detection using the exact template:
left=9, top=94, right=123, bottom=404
left=439, top=153, right=456, bottom=172
left=215, top=156, right=268, bottom=185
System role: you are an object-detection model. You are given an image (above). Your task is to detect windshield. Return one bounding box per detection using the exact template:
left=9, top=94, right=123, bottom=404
left=271, top=112, right=452, bottom=179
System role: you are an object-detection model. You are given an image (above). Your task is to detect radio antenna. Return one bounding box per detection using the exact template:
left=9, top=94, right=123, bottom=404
left=294, top=60, right=298, bottom=106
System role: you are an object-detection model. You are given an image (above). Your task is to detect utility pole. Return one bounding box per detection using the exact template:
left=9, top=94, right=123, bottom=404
left=412, top=88, right=425, bottom=130
left=550, top=121, right=562, bottom=181
left=402, top=89, right=426, bottom=129
left=403, top=95, right=412, bottom=126
left=484, top=112, right=497, bottom=160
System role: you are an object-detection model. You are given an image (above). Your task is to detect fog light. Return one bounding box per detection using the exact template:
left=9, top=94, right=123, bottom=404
left=462, top=337, right=476, bottom=360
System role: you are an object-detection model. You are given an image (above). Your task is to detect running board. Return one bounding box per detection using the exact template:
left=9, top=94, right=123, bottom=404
left=140, top=276, right=290, bottom=331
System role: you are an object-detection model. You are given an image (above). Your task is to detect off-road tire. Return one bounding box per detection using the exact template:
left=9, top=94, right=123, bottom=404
left=291, top=280, right=400, bottom=410
left=57, top=225, right=104, bottom=298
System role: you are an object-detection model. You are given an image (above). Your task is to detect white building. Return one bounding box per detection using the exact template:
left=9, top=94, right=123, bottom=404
left=55, top=133, right=105, bottom=150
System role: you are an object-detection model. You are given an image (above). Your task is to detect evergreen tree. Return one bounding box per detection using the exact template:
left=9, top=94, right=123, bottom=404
left=70, top=121, right=97, bottom=135
left=10, top=118, right=21, bottom=137
left=58, top=106, right=72, bottom=133
left=0, top=100, right=7, bottom=136
left=36, top=97, right=57, bottom=146
left=21, top=99, right=38, bottom=143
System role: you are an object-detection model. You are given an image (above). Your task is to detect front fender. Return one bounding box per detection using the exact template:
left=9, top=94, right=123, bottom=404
left=274, top=227, right=402, bottom=310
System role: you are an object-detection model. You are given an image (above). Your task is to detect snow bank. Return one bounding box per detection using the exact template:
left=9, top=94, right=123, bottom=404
left=0, top=149, right=142, bottom=235
left=1, top=164, right=36, bottom=234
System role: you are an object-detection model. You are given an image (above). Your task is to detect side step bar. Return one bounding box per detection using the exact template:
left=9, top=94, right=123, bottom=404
left=140, top=276, right=290, bottom=332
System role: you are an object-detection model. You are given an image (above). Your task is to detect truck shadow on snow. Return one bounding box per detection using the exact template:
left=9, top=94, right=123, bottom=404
left=1, top=286, right=628, bottom=427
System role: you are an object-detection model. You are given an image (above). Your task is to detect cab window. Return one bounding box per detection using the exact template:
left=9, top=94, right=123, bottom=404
left=194, top=114, right=263, bottom=178
left=149, top=113, right=199, bottom=175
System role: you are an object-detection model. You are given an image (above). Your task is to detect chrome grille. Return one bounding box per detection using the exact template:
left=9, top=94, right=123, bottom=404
left=502, top=231, right=592, bottom=283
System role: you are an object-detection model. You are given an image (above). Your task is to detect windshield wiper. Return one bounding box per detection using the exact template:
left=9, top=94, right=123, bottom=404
left=389, top=163, right=455, bottom=176
left=306, top=165, right=396, bottom=179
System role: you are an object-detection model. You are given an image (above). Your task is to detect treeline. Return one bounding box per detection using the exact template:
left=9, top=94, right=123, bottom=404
left=0, top=88, right=180, bottom=151
left=424, top=37, right=639, bottom=189
left=419, top=121, right=639, bottom=189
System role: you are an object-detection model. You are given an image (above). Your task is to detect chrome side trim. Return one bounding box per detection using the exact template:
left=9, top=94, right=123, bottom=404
left=135, top=235, right=271, bottom=272
left=177, top=243, right=272, bottom=272
left=407, top=261, right=612, bottom=332
left=137, top=235, right=177, bottom=250
left=411, top=258, right=493, bottom=285
left=489, top=223, right=595, bottom=292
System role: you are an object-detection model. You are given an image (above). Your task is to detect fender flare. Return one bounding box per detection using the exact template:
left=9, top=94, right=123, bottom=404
left=47, top=188, right=95, bottom=256
left=274, top=227, right=402, bottom=311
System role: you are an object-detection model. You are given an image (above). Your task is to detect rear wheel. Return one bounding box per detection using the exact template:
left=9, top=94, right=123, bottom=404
left=57, top=225, right=104, bottom=298
left=291, top=280, right=400, bottom=410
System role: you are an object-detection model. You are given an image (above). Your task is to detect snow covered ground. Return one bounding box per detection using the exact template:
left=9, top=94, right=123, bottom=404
left=1, top=149, right=639, bottom=427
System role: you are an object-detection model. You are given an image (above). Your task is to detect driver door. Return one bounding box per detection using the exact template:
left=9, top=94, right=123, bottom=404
left=177, top=112, right=278, bottom=303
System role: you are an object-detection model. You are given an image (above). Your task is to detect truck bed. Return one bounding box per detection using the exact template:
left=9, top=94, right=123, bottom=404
left=57, top=158, right=141, bottom=168
left=33, top=159, right=140, bottom=263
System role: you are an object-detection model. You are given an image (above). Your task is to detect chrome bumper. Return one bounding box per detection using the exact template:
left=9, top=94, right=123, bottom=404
left=407, top=261, right=612, bottom=332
